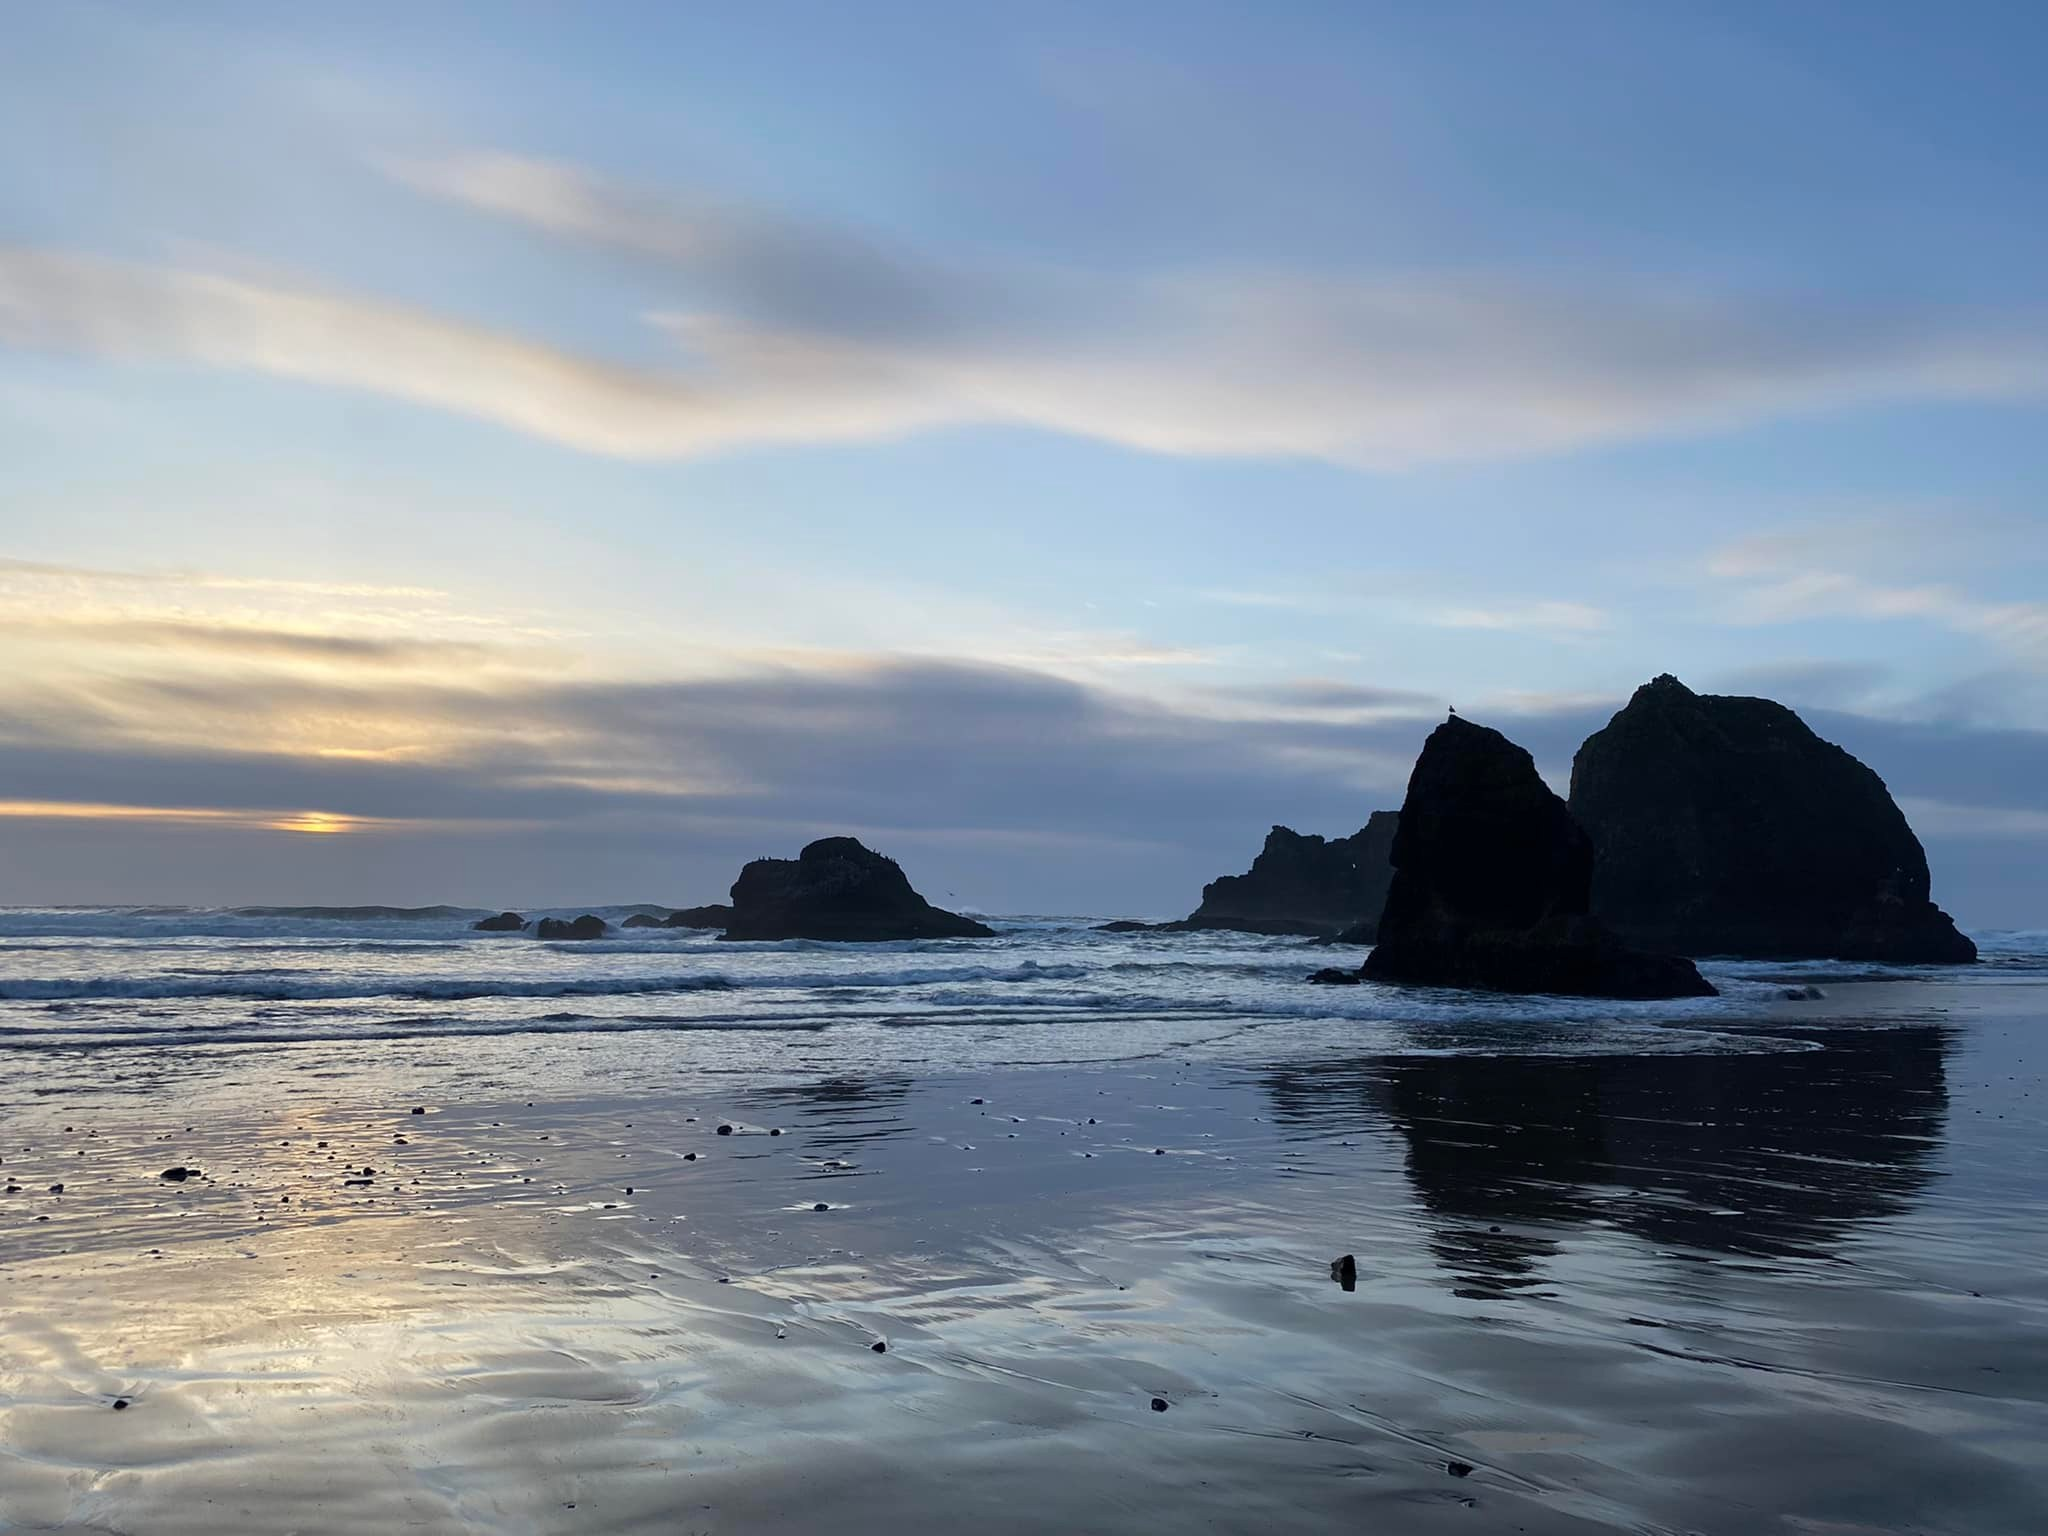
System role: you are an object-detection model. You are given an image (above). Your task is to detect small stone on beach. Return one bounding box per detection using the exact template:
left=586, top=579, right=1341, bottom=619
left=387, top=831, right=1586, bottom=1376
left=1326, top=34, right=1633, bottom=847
left=1151, top=1397, right=1168, bottom=1412
left=871, top=1340, right=887, bottom=1353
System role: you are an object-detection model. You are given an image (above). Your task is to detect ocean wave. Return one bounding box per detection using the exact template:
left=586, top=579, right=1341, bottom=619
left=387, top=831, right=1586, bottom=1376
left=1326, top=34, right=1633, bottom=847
left=0, top=960, right=1089, bottom=1004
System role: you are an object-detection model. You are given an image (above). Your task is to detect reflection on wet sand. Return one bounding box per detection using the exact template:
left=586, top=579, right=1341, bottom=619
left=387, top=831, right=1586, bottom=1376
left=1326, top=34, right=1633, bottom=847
left=1265, top=1026, right=1949, bottom=1296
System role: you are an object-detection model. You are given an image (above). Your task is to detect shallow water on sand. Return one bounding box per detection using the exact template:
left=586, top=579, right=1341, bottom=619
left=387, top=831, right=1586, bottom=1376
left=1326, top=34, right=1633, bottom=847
left=2, top=914, right=2045, bottom=1532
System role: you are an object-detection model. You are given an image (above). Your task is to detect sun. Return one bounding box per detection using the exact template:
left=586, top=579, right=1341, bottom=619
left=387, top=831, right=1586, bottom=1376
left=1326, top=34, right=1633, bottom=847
left=268, top=811, right=356, bottom=835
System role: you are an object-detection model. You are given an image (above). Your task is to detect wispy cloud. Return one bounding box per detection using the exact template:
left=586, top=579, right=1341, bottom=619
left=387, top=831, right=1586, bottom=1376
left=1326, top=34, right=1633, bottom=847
left=1, top=644, right=2040, bottom=916
left=5, top=151, right=2045, bottom=468
left=1706, top=528, right=2048, bottom=669
left=0, top=557, right=447, bottom=601
left=3, top=617, right=488, bottom=666
left=1426, top=600, right=1612, bottom=633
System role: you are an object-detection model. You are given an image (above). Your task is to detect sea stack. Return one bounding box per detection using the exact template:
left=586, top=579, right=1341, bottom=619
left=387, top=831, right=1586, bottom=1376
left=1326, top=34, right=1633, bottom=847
left=720, top=837, right=994, bottom=942
left=1568, top=675, right=1975, bottom=962
left=1189, top=817, right=1398, bottom=938
left=1360, top=716, right=1713, bottom=999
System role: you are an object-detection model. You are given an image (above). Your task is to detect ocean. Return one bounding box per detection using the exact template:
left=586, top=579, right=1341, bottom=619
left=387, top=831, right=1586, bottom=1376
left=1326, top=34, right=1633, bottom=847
left=3, top=908, right=2045, bottom=1533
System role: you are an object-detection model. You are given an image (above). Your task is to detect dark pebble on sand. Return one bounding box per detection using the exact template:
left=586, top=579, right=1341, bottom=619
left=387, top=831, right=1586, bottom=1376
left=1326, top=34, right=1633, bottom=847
left=717, top=1124, right=733, bottom=1136
left=1150, top=1397, right=1168, bottom=1412
left=412, top=1106, right=425, bottom=1114
left=970, top=1098, right=984, bottom=1105
left=112, top=1398, right=128, bottom=1411
left=159, top=1167, right=197, bottom=1182
left=770, top=1128, right=782, bottom=1136
left=48, top=1183, right=63, bottom=1194
left=871, top=1341, right=887, bottom=1353
left=1446, top=1461, right=1474, bottom=1478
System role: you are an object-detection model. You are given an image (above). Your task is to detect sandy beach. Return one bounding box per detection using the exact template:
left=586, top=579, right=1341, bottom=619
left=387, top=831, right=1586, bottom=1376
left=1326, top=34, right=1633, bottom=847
left=5, top=963, right=2044, bottom=1535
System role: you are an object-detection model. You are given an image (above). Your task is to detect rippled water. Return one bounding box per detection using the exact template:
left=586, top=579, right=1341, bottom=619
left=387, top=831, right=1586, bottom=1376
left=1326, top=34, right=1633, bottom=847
left=3, top=908, right=2044, bottom=1533
left=6, top=906, right=2040, bottom=1068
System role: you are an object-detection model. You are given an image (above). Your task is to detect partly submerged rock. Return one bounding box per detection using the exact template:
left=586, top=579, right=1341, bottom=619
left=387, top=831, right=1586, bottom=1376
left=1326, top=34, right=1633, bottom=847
left=1569, top=674, right=1975, bottom=963
left=1359, top=716, right=1713, bottom=1000
left=534, top=914, right=608, bottom=941
left=722, top=838, right=992, bottom=942
left=1307, top=967, right=1363, bottom=985
left=619, top=913, right=665, bottom=929
left=472, top=911, right=525, bottom=932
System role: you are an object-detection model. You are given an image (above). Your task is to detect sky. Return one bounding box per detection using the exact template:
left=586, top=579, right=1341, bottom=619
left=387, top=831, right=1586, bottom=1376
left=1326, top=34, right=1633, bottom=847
left=1, top=1, right=2045, bottom=923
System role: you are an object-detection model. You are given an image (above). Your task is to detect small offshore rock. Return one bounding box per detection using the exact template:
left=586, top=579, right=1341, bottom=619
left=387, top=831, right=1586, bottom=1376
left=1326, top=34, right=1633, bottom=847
left=1307, top=967, right=1363, bottom=986
left=1331, top=1254, right=1357, bottom=1290
left=813, top=1202, right=830, bottom=1212
left=535, top=914, right=608, bottom=941
left=472, top=911, right=525, bottom=932
left=871, top=1340, right=888, bottom=1353
left=1151, top=1397, right=1169, bottom=1412
left=1446, top=1460, right=1475, bottom=1478
left=716, top=1124, right=734, bottom=1136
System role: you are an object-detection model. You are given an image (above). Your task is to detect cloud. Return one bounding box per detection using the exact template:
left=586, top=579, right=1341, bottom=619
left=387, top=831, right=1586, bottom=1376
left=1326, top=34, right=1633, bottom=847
left=1425, top=600, right=1611, bottom=633
left=2, top=617, right=488, bottom=666
left=5, top=152, right=2046, bottom=467
left=1, top=648, right=2041, bottom=921
left=1705, top=529, right=2048, bottom=669
left=1195, top=678, right=1442, bottom=716
left=0, top=557, right=447, bottom=601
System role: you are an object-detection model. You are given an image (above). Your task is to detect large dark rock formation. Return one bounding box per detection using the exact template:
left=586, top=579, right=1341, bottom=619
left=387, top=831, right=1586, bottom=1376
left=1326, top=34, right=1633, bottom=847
left=1569, top=675, right=1975, bottom=963
left=1191, top=816, right=1398, bottom=938
left=535, top=914, right=608, bottom=941
left=720, top=838, right=993, bottom=942
left=472, top=911, right=525, bottom=932
left=1358, top=716, right=1713, bottom=999
left=1097, top=816, right=1397, bottom=938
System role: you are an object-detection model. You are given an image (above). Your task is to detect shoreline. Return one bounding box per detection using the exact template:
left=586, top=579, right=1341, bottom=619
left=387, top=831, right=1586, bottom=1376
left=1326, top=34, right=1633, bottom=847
left=4, top=989, right=2045, bottom=1534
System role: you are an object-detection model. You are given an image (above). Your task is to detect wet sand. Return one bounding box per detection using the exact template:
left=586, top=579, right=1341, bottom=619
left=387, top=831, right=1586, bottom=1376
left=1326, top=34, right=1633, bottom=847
left=4, top=982, right=2045, bottom=1533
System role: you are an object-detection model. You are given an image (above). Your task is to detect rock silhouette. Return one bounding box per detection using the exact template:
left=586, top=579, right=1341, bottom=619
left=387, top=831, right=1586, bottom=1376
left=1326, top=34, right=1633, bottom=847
left=619, top=905, right=734, bottom=929
left=1189, top=818, right=1398, bottom=937
left=1359, top=716, right=1713, bottom=999
left=720, top=837, right=993, bottom=942
left=534, top=914, right=608, bottom=941
left=472, top=911, right=525, bottom=932
left=1570, top=675, right=1975, bottom=962
left=1098, top=816, right=1397, bottom=938
left=661, top=904, right=734, bottom=930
